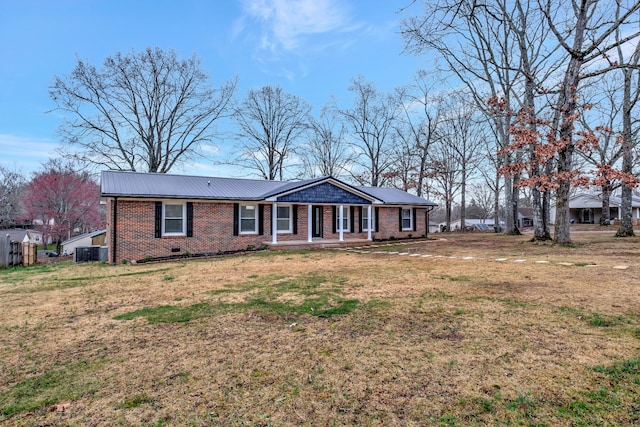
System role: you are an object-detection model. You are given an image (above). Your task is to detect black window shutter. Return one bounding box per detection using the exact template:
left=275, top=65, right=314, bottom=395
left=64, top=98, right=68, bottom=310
left=332, top=206, right=337, bottom=233
left=233, top=203, right=239, bottom=236
left=258, top=204, right=264, bottom=235
left=398, top=208, right=403, bottom=232
left=412, top=208, right=417, bottom=231
left=186, top=202, right=194, bottom=237
left=155, top=202, right=162, bottom=238
left=375, top=207, right=379, bottom=232
left=350, top=206, right=355, bottom=232
left=358, top=206, right=363, bottom=233
left=292, top=205, right=298, bottom=234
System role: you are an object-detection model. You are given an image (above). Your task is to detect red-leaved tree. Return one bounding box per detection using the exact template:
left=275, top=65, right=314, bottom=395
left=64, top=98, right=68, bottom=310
left=22, top=162, right=103, bottom=252
left=495, top=102, right=639, bottom=242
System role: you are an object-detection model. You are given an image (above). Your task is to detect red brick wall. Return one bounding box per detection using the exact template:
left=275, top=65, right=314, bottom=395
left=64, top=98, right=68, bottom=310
left=105, top=199, right=428, bottom=263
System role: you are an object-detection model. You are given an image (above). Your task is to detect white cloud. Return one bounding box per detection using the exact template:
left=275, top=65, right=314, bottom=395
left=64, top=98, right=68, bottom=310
left=0, top=134, right=59, bottom=174
left=200, top=144, right=221, bottom=155
left=238, top=0, right=360, bottom=52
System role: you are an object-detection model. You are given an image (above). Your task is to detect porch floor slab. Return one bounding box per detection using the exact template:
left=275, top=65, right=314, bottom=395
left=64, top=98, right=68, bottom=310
left=265, top=238, right=373, bottom=250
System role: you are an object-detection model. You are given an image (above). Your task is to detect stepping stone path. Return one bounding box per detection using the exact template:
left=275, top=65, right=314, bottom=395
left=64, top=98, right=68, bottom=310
left=336, top=242, right=631, bottom=270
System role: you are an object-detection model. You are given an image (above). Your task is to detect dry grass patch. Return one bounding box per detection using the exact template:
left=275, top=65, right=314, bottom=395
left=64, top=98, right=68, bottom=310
left=1, top=231, right=639, bottom=426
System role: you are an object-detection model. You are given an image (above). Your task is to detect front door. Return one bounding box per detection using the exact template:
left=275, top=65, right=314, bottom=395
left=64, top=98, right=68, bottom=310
left=312, top=205, right=323, bottom=238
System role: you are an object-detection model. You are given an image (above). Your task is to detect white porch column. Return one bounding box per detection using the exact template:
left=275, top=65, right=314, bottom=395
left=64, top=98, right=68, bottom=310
left=367, top=205, right=372, bottom=241
left=338, top=204, right=344, bottom=241
left=307, top=204, right=312, bottom=242
left=272, top=202, right=278, bottom=244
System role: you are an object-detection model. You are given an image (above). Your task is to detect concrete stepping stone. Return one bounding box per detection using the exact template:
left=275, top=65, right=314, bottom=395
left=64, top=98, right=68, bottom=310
left=514, top=259, right=526, bottom=263
left=495, top=258, right=508, bottom=262
left=558, top=262, right=574, bottom=266
left=421, top=254, right=433, bottom=258
left=535, top=260, right=549, bottom=264
left=613, top=265, right=629, bottom=270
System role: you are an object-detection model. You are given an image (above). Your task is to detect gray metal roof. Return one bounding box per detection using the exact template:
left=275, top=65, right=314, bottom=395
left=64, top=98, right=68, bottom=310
left=61, top=229, right=106, bottom=246
left=2, top=229, right=30, bottom=242
left=101, top=171, right=438, bottom=206
left=101, top=170, right=284, bottom=200
left=357, top=186, right=438, bottom=206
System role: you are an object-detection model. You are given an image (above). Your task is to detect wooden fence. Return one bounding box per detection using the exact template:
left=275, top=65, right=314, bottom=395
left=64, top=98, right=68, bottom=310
left=0, top=235, right=37, bottom=268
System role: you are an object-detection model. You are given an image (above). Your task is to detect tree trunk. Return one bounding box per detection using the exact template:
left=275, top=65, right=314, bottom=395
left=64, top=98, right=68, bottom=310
left=531, top=187, right=551, bottom=240
left=445, top=198, right=452, bottom=232
left=600, top=183, right=612, bottom=226
left=616, top=65, right=636, bottom=237
left=493, top=170, right=501, bottom=232
left=617, top=183, right=634, bottom=236
left=460, top=168, right=466, bottom=232
left=553, top=147, right=573, bottom=244
left=511, top=179, right=521, bottom=235
left=503, top=173, right=515, bottom=234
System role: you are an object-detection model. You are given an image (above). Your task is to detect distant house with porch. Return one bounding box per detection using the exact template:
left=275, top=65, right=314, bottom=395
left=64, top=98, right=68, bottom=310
left=101, top=171, right=437, bottom=264
left=517, top=208, right=534, bottom=228
left=549, top=192, right=640, bottom=225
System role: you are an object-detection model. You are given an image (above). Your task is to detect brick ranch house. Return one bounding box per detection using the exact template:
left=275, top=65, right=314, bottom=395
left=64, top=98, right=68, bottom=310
left=101, top=171, right=437, bottom=264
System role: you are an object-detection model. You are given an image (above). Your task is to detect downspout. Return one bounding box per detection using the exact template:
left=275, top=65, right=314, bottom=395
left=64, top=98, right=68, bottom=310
left=112, top=197, right=118, bottom=265
left=426, top=205, right=435, bottom=240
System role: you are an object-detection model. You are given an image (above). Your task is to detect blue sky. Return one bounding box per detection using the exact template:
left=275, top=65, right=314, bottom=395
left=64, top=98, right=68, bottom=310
left=0, top=0, right=429, bottom=177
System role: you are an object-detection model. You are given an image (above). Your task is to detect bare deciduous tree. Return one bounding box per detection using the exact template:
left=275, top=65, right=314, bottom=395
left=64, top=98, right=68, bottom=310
left=614, top=21, right=640, bottom=237
left=0, top=166, right=26, bottom=228
left=401, top=0, right=526, bottom=234
left=338, top=76, right=400, bottom=186
left=468, top=182, right=497, bottom=221
left=300, top=107, right=353, bottom=178
left=438, top=93, right=486, bottom=231
left=232, top=85, right=311, bottom=180
left=391, top=71, right=443, bottom=197
left=427, top=136, right=462, bottom=232
left=50, top=47, right=236, bottom=173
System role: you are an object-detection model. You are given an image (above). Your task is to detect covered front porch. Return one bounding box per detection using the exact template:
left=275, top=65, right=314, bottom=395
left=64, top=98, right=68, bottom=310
left=267, top=202, right=375, bottom=246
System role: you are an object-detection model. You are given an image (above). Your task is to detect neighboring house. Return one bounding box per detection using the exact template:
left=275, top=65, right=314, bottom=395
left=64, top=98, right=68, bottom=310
left=549, top=192, right=640, bottom=225
left=428, top=221, right=440, bottom=234
left=517, top=208, right=534, bottom=228
left=441, top=218, right=503, bottom=232
left=101, top=171, right=438, bottom=264
left=2, top=228, right=44, bottom=244
left=61, top=229, right=107, bottom=256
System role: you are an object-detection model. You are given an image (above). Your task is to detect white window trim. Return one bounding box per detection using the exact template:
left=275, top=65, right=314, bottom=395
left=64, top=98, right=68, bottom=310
left=336, top=206, right=350, bottom=233
left=276, top=204, right=293, bottom=234
left=362, top=207, right=374, bottom=231
left=163, top=202, right=186, bottom=236
left=402, top=208, right=413, bottom=231
left=239, top=204, right=259, bottom=234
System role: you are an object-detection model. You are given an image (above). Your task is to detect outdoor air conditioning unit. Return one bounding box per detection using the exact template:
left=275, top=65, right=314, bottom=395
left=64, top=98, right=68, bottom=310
left=75, top=246, right=108, bottom=263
